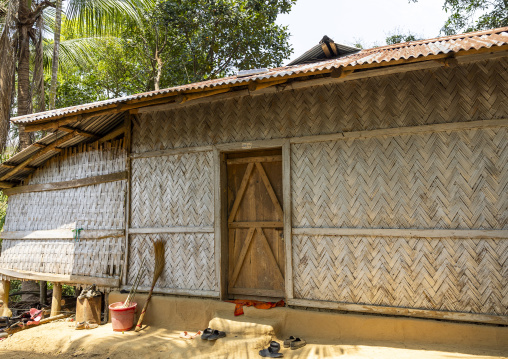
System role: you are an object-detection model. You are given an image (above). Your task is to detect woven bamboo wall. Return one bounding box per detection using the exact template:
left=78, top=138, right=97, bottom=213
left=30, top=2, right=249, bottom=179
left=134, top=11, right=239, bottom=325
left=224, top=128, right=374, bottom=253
left=26, top=143, right=126, bottom=185
left=130, top=152, right=214, bottom=228
left=4, top=181, right=126, bottom=231
left=0, top=142, right=127, bottom=281
left=290, top=126, right=508, bottom=316
left=0, top=237, right=123, bottom=278
left=131, top=58, right=508, bottom=153
left=292, top=235, right=508, bottom=316
left=291, top=128, right=508, bottom=230
left=129, top=151, right=215, bottom=292
left=126, top=57, right=508, bottom=317
left=128, top=234, right=217, bottom=292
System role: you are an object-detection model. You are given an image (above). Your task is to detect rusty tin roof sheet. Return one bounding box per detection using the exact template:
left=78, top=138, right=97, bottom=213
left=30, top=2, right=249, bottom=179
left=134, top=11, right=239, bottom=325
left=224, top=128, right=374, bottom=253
left=11, top=26, right=508, bottom=125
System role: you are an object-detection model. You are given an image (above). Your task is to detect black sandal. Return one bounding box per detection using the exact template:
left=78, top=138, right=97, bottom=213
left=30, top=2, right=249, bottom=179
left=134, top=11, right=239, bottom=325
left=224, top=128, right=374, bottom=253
left=201, top=328, right=213, bottom=340
left=259, top=341, right=283, bottom=357
left=207, top=329, right=226, bottom=340
left=283, top=336, right=296, bottom=348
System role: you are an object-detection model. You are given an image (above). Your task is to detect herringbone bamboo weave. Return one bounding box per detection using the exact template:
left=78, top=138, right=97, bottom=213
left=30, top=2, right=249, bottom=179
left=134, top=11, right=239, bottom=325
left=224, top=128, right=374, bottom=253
left=128, top=234, right=217, bottom=292
left=291, top=127, right=508, bottom=229
left=0, top=237, right=123, bottom=278
left=131, top=58, right=508, bottom=153
left=292, top=235, right=508, bottom=316
left=130, top=151, right=214, bottom=228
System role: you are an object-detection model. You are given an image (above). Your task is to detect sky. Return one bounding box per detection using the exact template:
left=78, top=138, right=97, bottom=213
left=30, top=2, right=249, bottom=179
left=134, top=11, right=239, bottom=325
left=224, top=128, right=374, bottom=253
left=277, top=0, right=450, bottom=63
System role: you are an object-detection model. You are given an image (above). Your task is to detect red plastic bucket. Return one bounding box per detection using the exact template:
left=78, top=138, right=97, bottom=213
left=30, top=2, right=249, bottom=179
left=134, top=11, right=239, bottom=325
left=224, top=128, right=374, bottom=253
left=109, top=302, right=137, bottom=331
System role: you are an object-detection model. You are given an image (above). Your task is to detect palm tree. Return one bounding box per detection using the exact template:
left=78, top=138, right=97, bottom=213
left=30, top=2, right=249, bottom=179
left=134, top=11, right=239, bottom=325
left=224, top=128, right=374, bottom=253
left=0, top=0, right=153, bottom=152
left=49, top=0, right=62, bottom=110
left=48, top=0, right=152, bottom=110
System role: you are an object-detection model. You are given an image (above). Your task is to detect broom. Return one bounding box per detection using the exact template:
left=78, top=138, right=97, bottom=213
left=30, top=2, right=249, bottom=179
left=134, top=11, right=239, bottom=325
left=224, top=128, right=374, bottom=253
left=135, top=240, right=165, bottom=332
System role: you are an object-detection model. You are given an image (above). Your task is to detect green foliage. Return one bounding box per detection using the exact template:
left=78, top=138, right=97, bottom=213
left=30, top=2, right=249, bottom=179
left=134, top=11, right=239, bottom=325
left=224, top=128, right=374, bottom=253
left=9, top=280, right=21, bottom=302
left=47, top=282, right=75, bottom=297
left=8, top=281, right=75, bottom=303
left=385, top=33, right=420, bottom=45
left=410, top=0, right=508, bottom=35
left=50, top=0, right=296, bottom=100
left=158, top=0, right=295, bottom=83
left=441, top=0, right=508, bottom=34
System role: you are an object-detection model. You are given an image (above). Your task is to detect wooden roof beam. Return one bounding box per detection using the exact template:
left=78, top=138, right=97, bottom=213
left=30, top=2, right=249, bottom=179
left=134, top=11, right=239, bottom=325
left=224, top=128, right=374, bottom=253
left=331, top=67, right=354, bottom=79
left=0, top=131, right=77, bottom=181
left=1, top=163, right=37, bottom=171
left=248, top=79, right=287, bottom=92
left=24, top=107, right=119, bottom=133
left=179, top=88, right=230, bottom=104
left=116, top=96, right=178, bottom=111
left=435, top=56, right=459, bottom=68
left=24, top=115, right=82, bottom=132
left=97, top=124, right=126, bottom=144
left=0, top=181, right=17, bottom=189
left=59, top=126, right=98, bottom=138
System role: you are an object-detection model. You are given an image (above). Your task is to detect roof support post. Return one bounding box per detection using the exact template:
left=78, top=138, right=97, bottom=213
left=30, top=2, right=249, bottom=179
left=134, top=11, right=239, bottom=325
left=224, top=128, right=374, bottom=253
left=0, top=280, right=11, bottom=317
left=50, top=283, right=62, bottom=317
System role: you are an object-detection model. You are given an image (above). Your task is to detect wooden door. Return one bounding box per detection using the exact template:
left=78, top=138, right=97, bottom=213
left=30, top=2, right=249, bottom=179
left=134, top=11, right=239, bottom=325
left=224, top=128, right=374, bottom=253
left=227, top=149, right=285, bottom=298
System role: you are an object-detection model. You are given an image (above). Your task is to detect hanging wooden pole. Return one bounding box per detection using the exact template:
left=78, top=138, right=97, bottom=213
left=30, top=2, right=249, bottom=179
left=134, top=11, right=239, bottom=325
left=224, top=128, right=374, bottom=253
left=50, top=283, right=62, bottom=317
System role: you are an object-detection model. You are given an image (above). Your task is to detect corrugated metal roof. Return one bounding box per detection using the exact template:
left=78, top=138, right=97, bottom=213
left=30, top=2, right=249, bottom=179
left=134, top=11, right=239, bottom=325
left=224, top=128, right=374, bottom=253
left=1, top=27, right=507, bottom=186
left=11, top=26, right=508, bottom=125
left=0, top=113, right=124, bottom=183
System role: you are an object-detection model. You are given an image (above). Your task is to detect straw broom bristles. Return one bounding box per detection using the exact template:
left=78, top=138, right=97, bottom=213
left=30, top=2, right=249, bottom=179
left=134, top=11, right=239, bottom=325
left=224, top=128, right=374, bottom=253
left=135, top=239, right=165, bottom=332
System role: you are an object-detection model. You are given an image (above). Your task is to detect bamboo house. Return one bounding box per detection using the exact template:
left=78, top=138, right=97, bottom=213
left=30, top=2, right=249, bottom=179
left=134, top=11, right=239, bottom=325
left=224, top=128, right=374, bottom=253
left=0, top=27, right=507, bottom=325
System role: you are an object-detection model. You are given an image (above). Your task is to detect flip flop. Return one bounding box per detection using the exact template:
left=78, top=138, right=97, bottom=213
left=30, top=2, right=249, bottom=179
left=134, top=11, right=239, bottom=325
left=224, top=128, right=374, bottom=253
left=201, top=328, right=213, bottom=340
left=259, top=341, right=283, bottom=357
left=283, top=336, right=296, bottom=348
left=190, top=330, right=202, bottom=339
left=290, top=337, right=306, bottom=350
left=180, top=331, right=193, bottom=339
left=207, top=329, right=226, bottom=340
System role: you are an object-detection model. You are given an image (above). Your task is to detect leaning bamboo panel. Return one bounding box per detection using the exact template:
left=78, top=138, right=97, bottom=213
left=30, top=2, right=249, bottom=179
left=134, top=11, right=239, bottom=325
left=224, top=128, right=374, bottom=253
left=0, top=237, right=124, bottom=279
left=4, top=181, right=126, bottom=231
left=128, top=234, right=218, bottom=292
left=130, top=151, right=214, bottom=228
left=131, top=58, right=508, bottom=153
left=26, top=140, right=126, bottom=185
left=292, top=234, right=508, bottom=316
left=291, top=127, right=508, bottom=230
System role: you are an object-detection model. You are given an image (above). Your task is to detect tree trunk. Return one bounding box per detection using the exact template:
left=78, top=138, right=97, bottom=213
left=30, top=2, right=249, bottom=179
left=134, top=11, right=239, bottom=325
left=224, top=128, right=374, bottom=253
left=17, top=1, right=32, bottom=150
left=154, top=52, right=163, bottom=91
left=0, top=2, right=18, bottom=153
left=49, top=0, right=62, bottom=110
left=0, top=30, right=15, bottom=154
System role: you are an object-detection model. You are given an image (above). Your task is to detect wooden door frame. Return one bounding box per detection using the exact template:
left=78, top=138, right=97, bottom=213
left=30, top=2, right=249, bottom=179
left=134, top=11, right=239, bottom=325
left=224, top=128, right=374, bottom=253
left=213, top=138, right=293, bottom=301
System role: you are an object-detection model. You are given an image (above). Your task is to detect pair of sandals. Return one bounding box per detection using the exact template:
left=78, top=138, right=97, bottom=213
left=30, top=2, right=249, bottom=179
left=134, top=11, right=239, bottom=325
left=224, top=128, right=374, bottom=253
left=201, top=327, right=226, bottom=341
left=284, top=336, right=306, bottom=350
left=259, top=338, right=306, bottom=358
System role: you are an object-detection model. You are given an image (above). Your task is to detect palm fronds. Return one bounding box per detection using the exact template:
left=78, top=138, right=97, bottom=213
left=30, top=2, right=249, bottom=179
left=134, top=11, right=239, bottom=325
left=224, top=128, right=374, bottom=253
left=65, top=0, right=155, bottom=37
left=42, top=36, right=122, bottom=71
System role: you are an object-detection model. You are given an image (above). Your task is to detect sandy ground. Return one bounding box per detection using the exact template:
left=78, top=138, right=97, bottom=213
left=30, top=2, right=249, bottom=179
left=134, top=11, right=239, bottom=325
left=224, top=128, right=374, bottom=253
left=0, top=320, right=506, bottom=359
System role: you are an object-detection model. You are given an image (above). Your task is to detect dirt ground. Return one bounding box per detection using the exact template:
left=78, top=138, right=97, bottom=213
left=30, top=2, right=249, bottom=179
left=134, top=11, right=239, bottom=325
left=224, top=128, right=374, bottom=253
left=0, top=320, right=506, bottom=359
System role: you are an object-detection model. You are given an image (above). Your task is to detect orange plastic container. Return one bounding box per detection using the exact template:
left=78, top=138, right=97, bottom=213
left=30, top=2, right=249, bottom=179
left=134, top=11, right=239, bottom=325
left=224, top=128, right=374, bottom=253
left=109, top=302, right=137, bottom=331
